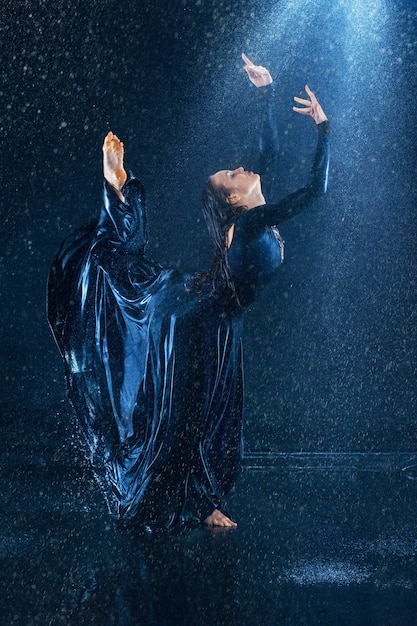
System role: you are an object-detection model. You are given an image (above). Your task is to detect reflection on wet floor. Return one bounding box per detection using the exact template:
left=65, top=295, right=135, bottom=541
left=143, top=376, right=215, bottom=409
left=2, top=411, right=417, bottom=625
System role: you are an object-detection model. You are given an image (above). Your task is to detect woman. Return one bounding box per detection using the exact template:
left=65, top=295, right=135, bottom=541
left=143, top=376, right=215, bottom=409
left=48, top=54, right=330, bottom=529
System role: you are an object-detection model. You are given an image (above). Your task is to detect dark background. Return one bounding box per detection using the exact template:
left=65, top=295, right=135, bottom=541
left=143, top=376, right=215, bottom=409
left=1, top=0, right=416, bottom=453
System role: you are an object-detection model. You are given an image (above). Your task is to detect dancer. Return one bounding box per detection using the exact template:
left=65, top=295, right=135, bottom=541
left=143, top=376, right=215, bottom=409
left=48, top=53, right=329, bottom=528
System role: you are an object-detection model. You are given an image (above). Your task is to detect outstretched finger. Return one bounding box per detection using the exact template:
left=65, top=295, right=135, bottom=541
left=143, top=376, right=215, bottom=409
left=293, top=106, right=311, bottom=115
left=242, top=52, right=255, bottom=67
left=294, top=96, right=311, bottom=106
left=305, top=85, right=317, bottom=102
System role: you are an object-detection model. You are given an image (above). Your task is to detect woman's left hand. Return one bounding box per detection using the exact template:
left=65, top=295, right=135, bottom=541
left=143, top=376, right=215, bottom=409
left=242, top=52, right=273, bottom=88
left=293, top=85, right=328, bottom=124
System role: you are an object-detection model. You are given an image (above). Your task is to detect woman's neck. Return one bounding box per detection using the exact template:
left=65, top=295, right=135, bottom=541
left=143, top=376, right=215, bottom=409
left=227, top=224, right=235, bottom=248
left=245, top=191, right=266, bottom=209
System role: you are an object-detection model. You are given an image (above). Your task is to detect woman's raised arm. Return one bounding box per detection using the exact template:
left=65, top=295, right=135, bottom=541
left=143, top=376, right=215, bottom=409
left=242, top=52, right=279, bottom=198
left=242, top=86, right=330, bottom=229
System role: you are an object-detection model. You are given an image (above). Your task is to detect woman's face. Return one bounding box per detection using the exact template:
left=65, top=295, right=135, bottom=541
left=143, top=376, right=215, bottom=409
left=211, top=167, right=262, bottom=206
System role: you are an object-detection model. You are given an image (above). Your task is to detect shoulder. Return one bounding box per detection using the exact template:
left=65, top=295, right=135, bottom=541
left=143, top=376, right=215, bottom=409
left=235, top=203, right=270, bottom=233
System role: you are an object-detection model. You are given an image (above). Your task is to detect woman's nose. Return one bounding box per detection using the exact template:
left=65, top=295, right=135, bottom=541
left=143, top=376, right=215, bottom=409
left=235, top=167, right=244, bottom=174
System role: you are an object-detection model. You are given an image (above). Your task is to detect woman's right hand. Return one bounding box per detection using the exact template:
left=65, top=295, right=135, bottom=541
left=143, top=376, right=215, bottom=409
left=293, top=85, right=328, bottom=124
left=242, top=52, right=273, bottom=88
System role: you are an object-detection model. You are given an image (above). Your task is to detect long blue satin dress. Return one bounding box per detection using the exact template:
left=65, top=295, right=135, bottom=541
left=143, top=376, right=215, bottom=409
left=47, top=86, right=330, bottom=527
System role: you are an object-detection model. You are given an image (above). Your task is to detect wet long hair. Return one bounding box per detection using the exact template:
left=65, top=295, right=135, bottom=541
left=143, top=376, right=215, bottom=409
left=186, top=177, right=246, bottom=309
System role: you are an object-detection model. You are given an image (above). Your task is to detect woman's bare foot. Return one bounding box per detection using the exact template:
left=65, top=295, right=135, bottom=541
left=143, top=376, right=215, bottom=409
left=204, top=509, right=237, bottom=528
left=102, top=131, right=127, bottom=202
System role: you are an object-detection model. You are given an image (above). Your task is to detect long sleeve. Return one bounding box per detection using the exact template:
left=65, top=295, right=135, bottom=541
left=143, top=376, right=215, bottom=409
left=257, top=83, right=279, bottom=200
left=242, top=120, right=330, bottom=231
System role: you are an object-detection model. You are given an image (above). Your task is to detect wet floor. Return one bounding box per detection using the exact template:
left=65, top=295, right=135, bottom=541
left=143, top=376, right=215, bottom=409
left=2, top=408, right=417, bottom=625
